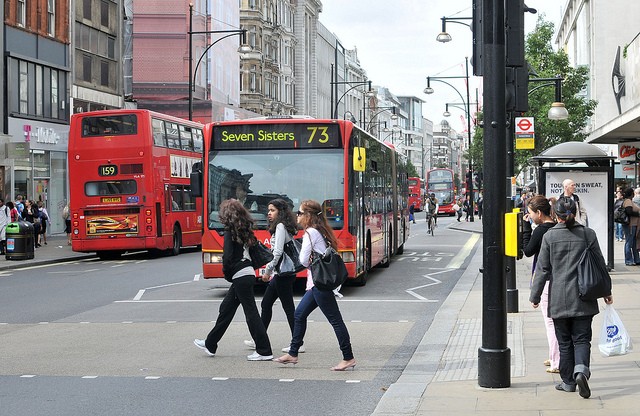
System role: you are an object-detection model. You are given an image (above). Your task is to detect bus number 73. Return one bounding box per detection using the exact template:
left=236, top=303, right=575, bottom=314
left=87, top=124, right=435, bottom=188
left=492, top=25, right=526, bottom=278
left=306, top=126, right=329, bottom=144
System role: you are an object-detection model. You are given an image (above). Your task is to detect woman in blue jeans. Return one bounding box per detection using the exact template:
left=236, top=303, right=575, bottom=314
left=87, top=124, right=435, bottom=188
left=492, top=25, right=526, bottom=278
left=274, top=199, right=356, bottom=371
left=621, top=188, right=640, bottom=265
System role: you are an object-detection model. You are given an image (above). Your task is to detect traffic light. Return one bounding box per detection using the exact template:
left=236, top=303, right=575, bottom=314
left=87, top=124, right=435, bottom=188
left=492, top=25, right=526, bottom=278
left=472, top=0, right=483, bottom=76
left=505, top=66, right=529, bottom=112
left=505, top=0, right=525, bottom=67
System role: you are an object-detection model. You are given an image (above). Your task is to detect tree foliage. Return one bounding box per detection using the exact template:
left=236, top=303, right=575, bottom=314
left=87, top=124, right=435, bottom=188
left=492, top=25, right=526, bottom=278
left=468, top=17, right=597, bottom=178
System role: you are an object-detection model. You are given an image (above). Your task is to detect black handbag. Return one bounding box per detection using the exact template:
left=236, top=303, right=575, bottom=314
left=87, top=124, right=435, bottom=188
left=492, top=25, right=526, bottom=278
left=309, top=241, right=348, bottom=291
left=248, top=241, right=274, bottom=270
left=614, top=205, right=629, bottom=224
left=276, top=237, right=305, bottom=276
left=577, top=232, right=612, bottom=300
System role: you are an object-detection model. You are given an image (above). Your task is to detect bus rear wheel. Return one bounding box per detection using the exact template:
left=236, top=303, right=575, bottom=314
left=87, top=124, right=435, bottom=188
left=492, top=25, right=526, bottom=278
left=170, top=227, right=182, bottom=256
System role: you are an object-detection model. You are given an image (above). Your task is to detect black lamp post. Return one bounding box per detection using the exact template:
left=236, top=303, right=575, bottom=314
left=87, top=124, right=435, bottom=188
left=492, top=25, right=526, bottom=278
left=424, top=57, right=474, bottom=221
left=364, top=106, right=398, bottom=133
left=188, top=4, right=250, bottom=121
left=330, top=67, right=374, bottom=120
left=436, top=16, right=473, bottom=43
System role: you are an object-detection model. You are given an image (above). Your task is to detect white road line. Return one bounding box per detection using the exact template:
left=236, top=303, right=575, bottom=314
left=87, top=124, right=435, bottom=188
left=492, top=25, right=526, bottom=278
left=446, top=233, right=480, bottom=269
left=131, top=280, right=195, bottom=301
left=212, top=377, right=229, bottom=381
left=133, top=290, right=145, bottom=301
left=346, top=380, right=361, bottom=383
left=194, top=273, right=201, bottom=281
left=20, top=375, right=36, bottom=378
left=82, top=376, right=98, bottom=379
left=406, top=274, right=443, bottom=301
left=279, top=379, right=295, bottom=382
left=115, top=298, right=437, bottom=304
left=145, top=376, right=160, bottom=380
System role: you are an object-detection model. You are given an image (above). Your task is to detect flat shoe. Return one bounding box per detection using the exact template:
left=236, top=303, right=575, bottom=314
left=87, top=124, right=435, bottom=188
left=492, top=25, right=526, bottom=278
left=576, top=372, right=591, bottom=399
left=546, top=367, right=560, bottom=373
left=543, top=359, right=551, bottom=366
left=273, top=355, right=298, bottom=365
left=331, top=359, right=356, bottom=371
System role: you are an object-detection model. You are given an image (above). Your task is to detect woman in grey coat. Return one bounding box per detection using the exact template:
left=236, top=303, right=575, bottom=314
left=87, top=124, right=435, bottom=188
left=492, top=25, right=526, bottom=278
left=530, top=197, right=613, bottom=399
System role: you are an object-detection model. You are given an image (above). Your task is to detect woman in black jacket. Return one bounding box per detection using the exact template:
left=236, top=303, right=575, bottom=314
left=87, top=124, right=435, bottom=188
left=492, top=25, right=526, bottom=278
left=21, top=200, right=42, bottom=248
left=194, top=199, right=273, bottom=361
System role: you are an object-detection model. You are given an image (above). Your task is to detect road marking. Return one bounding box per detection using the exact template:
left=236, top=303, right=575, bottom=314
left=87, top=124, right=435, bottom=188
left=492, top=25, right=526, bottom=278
left=194, top=273, right=201, bottom=281
left=82, top=376, right=98, bottom=379
left=131, top=280, right=195, bottom=301
left=115, top=298, right=438, bottom=304
left=405, top=270, right=449, bottom=301
left=446, top=233, right=480, bottom=269
left=145, top=376, right=161, bottom=380
left=279, top=379, right=295, bottom=382
left=212, top=377, right=229, bottom=381
left=346, top=380, right=361, bottom=383
left=20, top=375, right=36, bottom=378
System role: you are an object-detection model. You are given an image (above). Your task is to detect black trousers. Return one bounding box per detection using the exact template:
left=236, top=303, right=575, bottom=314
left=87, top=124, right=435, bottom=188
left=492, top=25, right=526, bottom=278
left=261, top=273, right=296, bottom=335
left=553, top=315, right=594, bottom=385
left=205, top=274, right=272, bottom=356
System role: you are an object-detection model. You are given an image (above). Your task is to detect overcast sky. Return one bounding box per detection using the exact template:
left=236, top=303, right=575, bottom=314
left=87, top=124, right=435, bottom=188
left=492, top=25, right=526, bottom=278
left=319, top=0, right=565, bottom=131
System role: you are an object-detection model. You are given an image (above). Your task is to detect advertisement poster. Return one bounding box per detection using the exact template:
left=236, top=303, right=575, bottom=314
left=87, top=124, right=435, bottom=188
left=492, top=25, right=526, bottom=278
left=545, top=171, right=610, bottom=263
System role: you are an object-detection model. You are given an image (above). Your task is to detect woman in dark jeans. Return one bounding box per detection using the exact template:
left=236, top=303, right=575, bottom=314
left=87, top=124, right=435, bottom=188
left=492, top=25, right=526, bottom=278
left=621, top=187, right=640, bottom=265
left=21, top=200, right=42, bottom=248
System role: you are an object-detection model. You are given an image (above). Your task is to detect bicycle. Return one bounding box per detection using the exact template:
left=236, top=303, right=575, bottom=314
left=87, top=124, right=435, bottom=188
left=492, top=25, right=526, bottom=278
left=426, top=211, right=435, bottom=236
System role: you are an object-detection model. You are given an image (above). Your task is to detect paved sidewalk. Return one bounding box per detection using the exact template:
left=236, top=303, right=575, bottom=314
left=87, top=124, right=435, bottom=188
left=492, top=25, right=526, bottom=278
left=373, top=220, right=640, bottom=416
left=0, top=234, right=94, bottom=271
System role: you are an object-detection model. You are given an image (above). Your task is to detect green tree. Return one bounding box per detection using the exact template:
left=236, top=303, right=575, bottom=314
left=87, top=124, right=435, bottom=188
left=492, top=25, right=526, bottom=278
left=406, top=159, right=419, bottom=177
left=516, top=17, right=597, bottom=175
left=468, top=17, right=597, bottom=177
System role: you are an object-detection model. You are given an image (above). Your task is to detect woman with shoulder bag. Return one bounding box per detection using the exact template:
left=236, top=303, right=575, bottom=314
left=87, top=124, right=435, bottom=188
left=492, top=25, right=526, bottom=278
left=244, top=198, right=303, bottom=353
left=193, top=199, right=273, bottom=361
left=274, top=199, right=356, bottom=371
left=22, top=200, right=42, bottom=248
left=530, top=197, right=613, bottom=399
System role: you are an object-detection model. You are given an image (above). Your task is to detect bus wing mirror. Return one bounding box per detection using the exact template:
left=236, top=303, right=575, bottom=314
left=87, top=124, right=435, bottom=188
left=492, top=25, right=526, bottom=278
left=190, top=162, right=203, bottom=197
left=353, top=147, right=366, bottom=172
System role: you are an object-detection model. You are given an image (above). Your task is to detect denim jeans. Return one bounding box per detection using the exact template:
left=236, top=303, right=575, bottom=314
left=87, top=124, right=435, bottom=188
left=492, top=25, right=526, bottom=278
left=553, top=315, right=594, bottom=386
left=289, top=287, right=353, bottom=360
left=261, top=273, right=296, bottom=335
left=205, top=274, right=272, bottom=356
left=615, top=223, right=624, bottom=240
left=623, top=224, right=639, bottom=264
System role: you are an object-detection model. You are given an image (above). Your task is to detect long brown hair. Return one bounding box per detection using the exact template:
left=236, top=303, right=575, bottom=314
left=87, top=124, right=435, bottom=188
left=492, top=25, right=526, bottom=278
left=268, top=198, right=297, bottom=236
left=219, top=199, right=257, bottom=245
left=299, top=199, right=338, bottom=250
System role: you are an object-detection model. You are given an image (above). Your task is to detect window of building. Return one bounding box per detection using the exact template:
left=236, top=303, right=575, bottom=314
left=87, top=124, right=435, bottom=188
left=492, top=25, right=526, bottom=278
left=51, top=71, right=59, bottom=119
left=100, top=0, right=109, bottom=27
left=19, top=61, right=28, bottom=113
left=100, top=60, right=109, bottom=86
left=83, top=0, right=92, bottom=20
left=48, top=0, right=56, bottom=36
left=83, top=55, right=92, bottom=82
left=17, top=0, right=26, bottom=26
left=36, top=66, right=43, bottom=116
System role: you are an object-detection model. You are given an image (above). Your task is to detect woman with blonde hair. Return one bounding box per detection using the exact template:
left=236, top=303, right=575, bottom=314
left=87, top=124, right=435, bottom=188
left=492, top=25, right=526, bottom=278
left=274, top=200, right=355, bottom=371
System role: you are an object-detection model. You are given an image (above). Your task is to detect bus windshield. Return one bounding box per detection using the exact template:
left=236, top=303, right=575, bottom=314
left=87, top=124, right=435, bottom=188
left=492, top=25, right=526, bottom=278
left=207, top=149, right=344, bottom=230
left=81, top=115, right=137, bottom=137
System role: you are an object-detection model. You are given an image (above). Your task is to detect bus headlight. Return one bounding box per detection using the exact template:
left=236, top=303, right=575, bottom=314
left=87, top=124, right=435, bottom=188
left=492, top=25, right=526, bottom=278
left=203, top=252, right=223, bottom=264
left=340, top=251, right=355, bottom=263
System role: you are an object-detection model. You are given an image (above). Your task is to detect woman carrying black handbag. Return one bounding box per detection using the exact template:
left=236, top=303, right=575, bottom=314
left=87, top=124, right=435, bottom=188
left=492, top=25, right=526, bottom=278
left=274, top=199, right=356, bottom=371
left=244, top=198, right=303, bottom=354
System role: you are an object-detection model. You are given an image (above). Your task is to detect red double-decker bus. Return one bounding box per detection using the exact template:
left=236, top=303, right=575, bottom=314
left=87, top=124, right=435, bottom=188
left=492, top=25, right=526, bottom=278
left=426, top=168, right=456, bottom=215
left=408, top=177, right=424, bottom=211
left=68, top=109, right=204, bottom=259
left=191, top=117, right=409, bottom=286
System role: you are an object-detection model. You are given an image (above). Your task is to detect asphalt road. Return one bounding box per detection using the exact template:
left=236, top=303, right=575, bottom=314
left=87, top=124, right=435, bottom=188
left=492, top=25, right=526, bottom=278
left=0, top=215, right=480, bottom=416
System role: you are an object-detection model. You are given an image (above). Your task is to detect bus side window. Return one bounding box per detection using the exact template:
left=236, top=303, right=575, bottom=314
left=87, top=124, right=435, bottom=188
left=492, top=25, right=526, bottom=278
left=152, top=118, right=167, bottom=147
left=167, top=123, right=180, bottom=149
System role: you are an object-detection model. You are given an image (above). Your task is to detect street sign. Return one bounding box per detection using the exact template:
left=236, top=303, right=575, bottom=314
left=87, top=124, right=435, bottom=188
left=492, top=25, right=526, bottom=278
left=515, top=116, right=535, bottom=150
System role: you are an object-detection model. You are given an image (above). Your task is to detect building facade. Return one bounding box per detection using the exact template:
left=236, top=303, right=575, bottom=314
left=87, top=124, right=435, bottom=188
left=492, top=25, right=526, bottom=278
left=556, top=1, right=640, bottom=184
left=240, top=0, right=297, bottom=116
left=3, top=0, right=71, bottom=234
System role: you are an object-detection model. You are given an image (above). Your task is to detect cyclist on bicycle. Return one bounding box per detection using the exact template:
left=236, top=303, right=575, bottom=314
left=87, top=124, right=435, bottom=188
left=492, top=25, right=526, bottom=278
left=426, top=193, right=438, bottom=228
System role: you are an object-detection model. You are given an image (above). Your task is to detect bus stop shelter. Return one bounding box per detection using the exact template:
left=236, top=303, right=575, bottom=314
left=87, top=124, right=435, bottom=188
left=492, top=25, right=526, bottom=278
left=531, top=141, right=616, bottom=269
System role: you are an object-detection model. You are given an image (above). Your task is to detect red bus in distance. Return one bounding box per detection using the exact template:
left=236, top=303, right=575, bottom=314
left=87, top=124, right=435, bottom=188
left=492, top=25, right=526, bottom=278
left=68, top=109, right=204, bottom=259
left=192, top=117, right=410, bottom=286
left=426, top=168, right=456, bottom=215
left=408, top=177, right=424, bottom=211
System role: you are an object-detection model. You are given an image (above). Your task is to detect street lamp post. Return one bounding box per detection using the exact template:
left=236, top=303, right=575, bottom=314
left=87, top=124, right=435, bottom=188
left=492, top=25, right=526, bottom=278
left=424, top=57, right=474, bottom=221
left=188, top=4, right=250, bottom=121
left=330, top=67, right=374, bottom=119
left=364, top=106, right=398, bottom=133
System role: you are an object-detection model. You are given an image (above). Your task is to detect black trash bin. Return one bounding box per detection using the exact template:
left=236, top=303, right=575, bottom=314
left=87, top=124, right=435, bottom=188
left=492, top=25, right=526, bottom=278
left=6, top=220, right=35, bottom=260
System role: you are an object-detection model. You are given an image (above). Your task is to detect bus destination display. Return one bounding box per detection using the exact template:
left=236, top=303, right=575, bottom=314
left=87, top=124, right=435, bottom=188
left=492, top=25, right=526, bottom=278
left=98, top=165, right=118, bottom=176
left=212, top=123, right=342, bottom=150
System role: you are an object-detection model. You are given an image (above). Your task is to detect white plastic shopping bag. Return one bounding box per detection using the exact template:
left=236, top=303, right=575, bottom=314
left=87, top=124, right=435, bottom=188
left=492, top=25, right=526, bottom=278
left=599, top=304, right=633, bottom=356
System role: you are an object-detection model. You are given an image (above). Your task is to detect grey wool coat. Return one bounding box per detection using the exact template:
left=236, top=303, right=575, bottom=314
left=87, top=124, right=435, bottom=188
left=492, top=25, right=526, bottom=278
left=529, top=223, right=602, bottom=320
